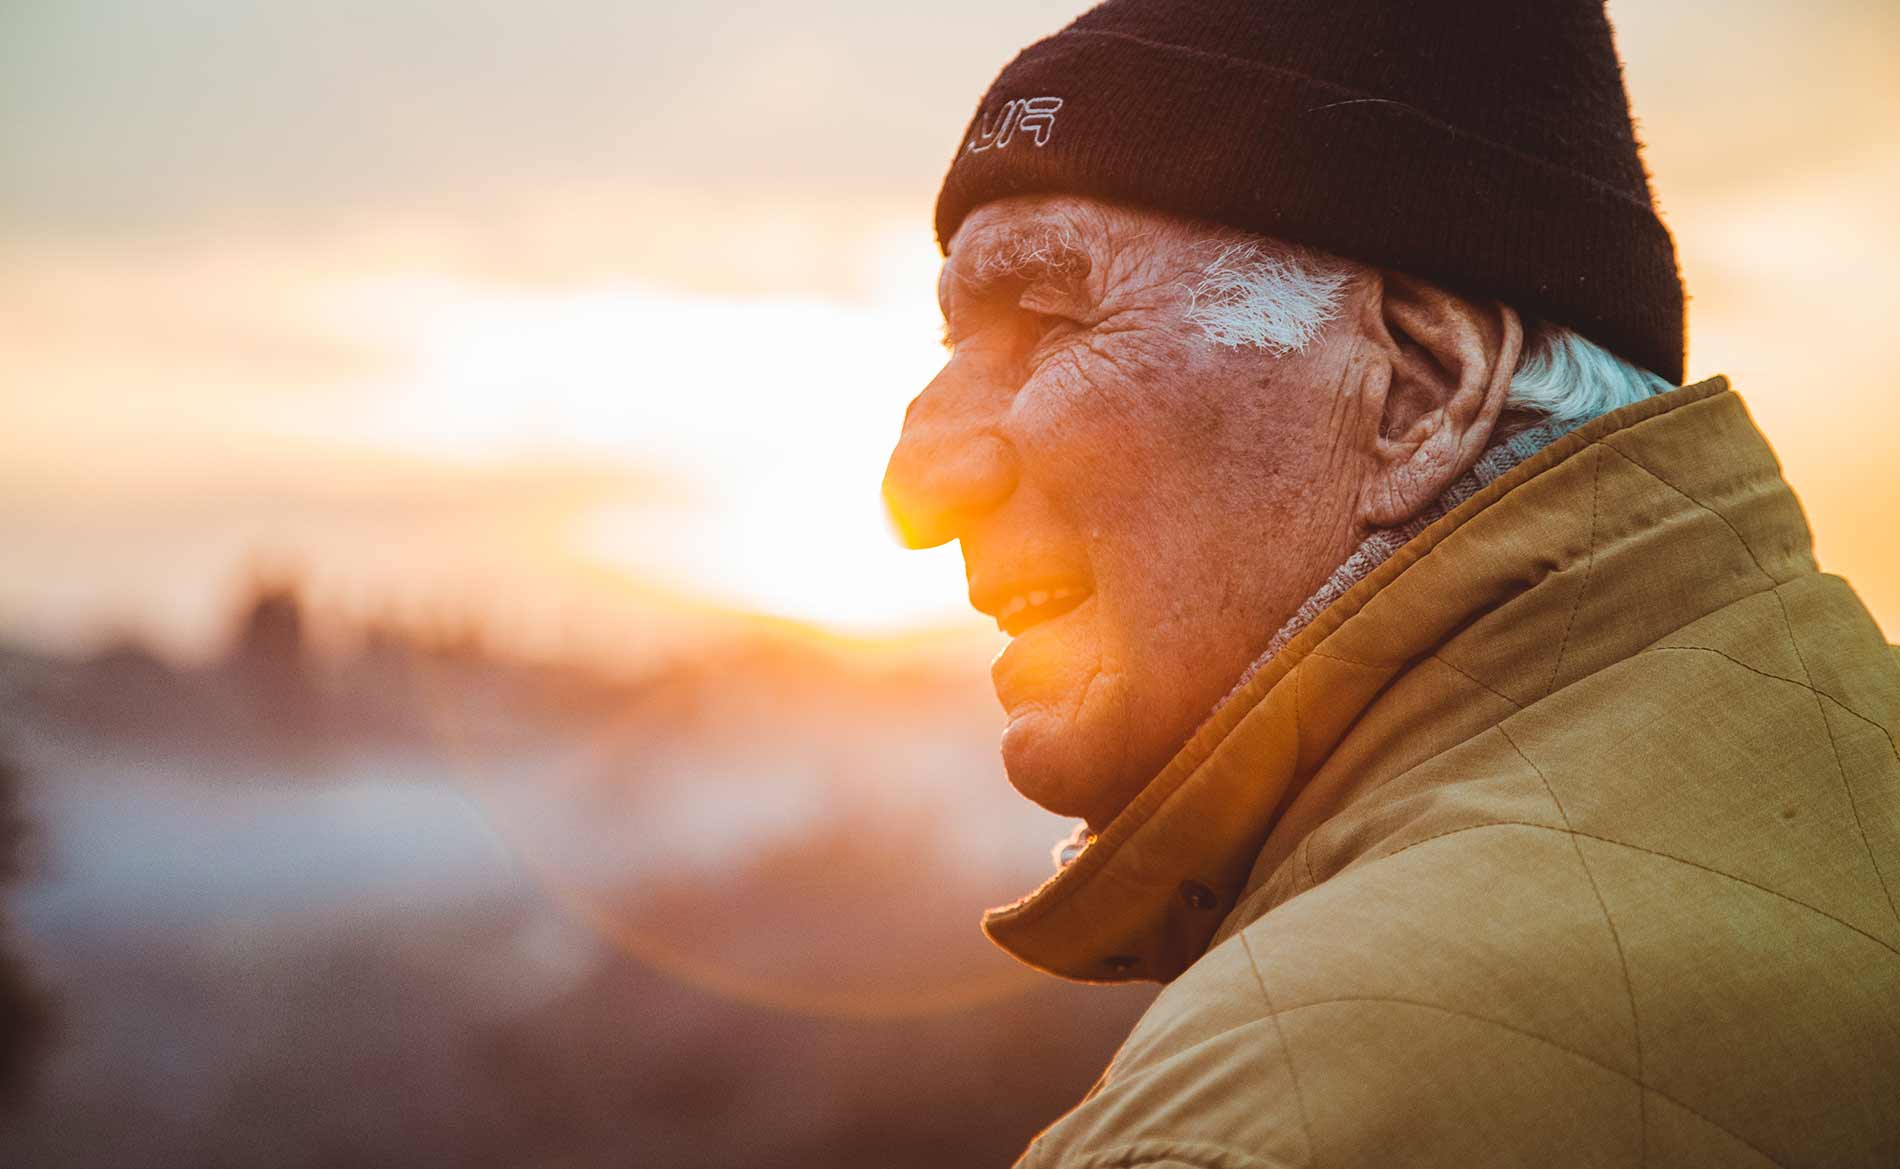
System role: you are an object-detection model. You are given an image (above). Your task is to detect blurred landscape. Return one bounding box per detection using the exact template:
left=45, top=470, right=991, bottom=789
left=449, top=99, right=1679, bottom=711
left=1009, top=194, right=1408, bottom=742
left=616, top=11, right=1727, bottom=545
left=0, top=578, right=1152, bottom=1167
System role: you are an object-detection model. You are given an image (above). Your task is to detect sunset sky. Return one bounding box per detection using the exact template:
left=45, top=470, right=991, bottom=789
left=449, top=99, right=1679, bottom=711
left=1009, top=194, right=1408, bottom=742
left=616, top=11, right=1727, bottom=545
left=4, top=0, right=1897, bottom=662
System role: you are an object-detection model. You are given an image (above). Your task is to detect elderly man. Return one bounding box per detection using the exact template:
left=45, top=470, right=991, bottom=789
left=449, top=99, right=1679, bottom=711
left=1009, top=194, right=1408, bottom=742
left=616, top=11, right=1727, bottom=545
left=882, top=2, right=1900, bottom=1166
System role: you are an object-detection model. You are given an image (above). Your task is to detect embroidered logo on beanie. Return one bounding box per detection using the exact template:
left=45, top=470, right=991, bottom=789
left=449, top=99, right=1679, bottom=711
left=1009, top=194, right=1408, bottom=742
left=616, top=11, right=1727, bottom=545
left=967, top=96, right=1063, bottom=153
left=935, top=1, right=1686, bottom=382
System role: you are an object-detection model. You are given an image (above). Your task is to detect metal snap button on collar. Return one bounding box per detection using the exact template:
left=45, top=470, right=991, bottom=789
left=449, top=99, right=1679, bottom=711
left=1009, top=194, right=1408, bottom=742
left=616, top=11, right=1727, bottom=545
left=1179, top=879, right=1217, bottom=910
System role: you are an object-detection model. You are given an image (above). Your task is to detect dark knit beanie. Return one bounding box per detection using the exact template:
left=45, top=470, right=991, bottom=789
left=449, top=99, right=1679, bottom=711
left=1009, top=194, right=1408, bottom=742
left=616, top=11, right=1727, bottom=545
left=934, top=1, right=1685, bottom=383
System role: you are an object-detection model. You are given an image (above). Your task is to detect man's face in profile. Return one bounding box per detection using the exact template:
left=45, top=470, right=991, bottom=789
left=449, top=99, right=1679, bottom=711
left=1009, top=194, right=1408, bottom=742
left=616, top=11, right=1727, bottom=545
left=885, top=196, right=1382, bottom=829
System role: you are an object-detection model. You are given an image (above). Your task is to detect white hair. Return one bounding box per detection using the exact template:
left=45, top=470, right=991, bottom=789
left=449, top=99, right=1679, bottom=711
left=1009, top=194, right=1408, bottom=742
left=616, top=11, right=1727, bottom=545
left=1506, top=319, right=1677, bottom=425
left=1185, top=239, right=1675, bottom=423
left=1183, top=242, right=1353, bottom=355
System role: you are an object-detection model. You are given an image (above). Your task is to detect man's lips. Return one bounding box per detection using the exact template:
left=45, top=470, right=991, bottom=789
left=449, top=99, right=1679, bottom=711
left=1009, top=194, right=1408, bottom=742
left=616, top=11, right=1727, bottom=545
left=988, top=584, right=1091, bottom=636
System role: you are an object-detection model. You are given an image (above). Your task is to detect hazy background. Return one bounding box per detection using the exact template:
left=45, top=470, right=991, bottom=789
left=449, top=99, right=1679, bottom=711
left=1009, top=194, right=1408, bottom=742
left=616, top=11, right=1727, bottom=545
left=1, top=2, right=1895, bottom=1166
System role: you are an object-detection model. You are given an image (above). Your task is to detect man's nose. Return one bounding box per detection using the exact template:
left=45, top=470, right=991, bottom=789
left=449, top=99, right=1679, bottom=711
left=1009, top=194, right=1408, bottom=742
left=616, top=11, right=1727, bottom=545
left=882, top=375, right=1019, bottom=550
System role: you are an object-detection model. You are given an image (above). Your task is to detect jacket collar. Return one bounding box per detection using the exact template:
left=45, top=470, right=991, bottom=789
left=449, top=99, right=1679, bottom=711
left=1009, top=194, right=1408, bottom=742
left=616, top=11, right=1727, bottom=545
left=982, top=376, right=1811, bottom=982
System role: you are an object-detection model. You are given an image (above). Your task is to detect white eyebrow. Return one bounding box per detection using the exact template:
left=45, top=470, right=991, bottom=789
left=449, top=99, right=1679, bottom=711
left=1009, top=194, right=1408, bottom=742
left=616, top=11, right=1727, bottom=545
left=950, top=221, right=1093, bottom=300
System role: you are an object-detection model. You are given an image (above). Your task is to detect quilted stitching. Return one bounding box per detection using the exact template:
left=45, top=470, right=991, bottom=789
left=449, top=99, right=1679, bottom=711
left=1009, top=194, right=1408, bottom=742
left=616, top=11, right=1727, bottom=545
left=1501, top=723, right=1649, bottom=1167
left=1226, top=994, right=1788, bottom=1169
left=1605, top=432, right=1900, bottom=931
left=1367, top=821, right=1900, bottom=961
left=1546, top=445, right=1606, bottom=698
left=1653, top=641, right=1900, bottom=928
left=1238, top=932, right=1316, bottom=1167
left=1428, top=651, right=1522, bottom=709
left=1769, top=589, right=1900, bottom=929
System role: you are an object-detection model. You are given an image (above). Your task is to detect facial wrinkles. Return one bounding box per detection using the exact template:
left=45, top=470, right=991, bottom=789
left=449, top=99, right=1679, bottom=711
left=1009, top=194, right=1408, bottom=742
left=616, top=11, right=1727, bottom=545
left=1015, top=301, right=1153, bottom=445
left=1048, top=270, right=1200, bottom=450
left=921, top=194, right=1523, bottom=831
left=943, top=205, right=1196, bottom=384
left=1276, top=340, right=1365, bottom=575
left=1041, top=252, right=1218, bottom=597
left=947, top=199, right=1347, bottom=818
left=1074, top=648, right=1124, bottom=775
left=1024, top=231, right=1189, bottom=769
left=1322, top=348, right=1364, bottom=483
left=1096, top=234, right=1200, bottom=330
left=1029, top=326, right=1153, bottom=433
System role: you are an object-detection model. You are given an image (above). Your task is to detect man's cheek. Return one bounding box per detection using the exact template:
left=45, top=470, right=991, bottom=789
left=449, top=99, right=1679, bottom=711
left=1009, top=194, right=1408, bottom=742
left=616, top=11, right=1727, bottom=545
left=1018, top=349, right=1153, bottom=436
left=1014, top=372, right=1099, bottom=445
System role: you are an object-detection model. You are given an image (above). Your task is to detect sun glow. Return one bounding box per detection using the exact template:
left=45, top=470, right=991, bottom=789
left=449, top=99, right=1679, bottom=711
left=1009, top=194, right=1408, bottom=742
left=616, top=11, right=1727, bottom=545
left=311, top=234, right=976, bottom=637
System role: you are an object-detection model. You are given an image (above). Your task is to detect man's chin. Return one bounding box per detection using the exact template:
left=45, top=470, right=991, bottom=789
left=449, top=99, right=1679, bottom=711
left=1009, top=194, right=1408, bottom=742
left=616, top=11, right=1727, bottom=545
left=999, top=704, right=1138, bottom=832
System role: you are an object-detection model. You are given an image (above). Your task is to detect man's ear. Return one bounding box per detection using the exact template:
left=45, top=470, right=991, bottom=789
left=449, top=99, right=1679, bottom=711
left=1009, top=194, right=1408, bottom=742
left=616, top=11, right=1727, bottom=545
left=1357, top=271, right=1523, bottom=528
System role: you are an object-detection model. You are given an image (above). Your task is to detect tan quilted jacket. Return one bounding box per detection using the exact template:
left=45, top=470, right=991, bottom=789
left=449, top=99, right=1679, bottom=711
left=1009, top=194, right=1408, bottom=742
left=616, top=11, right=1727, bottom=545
left=996, top=378, right=1900, bottom=1168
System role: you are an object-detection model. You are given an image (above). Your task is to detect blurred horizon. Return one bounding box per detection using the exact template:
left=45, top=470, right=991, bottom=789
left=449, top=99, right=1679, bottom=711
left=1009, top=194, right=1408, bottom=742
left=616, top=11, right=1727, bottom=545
left=5, top=0, right=1899, bottom=669
left=0, top=571, right=1156, bottom=1167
